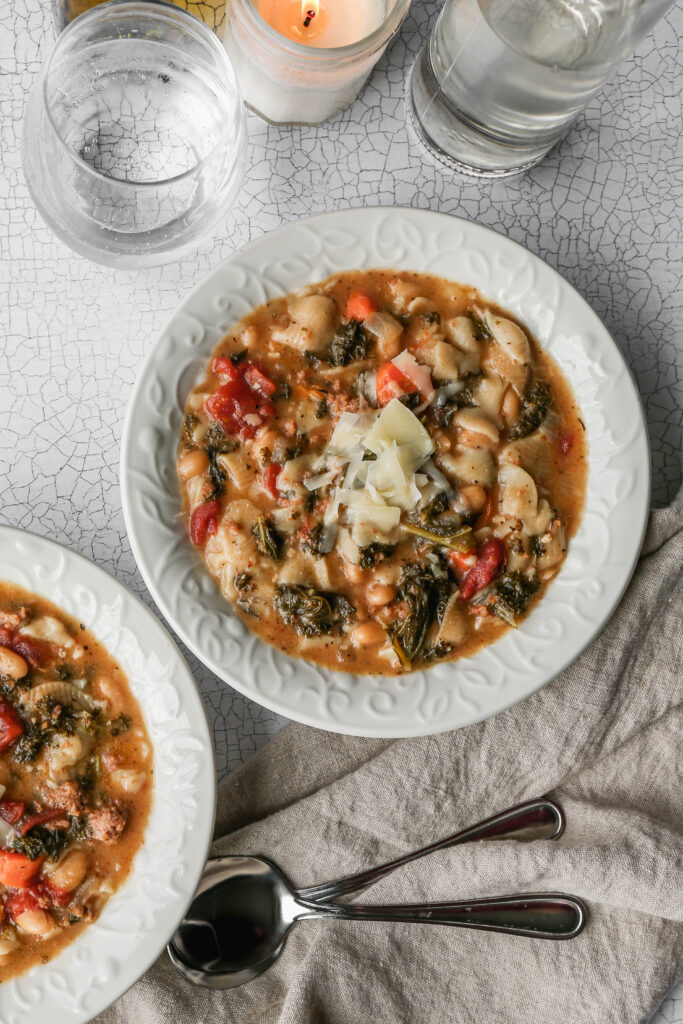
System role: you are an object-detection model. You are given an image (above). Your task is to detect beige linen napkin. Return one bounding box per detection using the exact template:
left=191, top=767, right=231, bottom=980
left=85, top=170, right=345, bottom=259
left=97, top=490, right=683, bottom=1024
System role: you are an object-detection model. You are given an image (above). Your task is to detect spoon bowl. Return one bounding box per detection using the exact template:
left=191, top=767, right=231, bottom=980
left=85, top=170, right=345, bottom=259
left=168, top=800, right=586, bottom=989
left=169, top=856, right=295, bottom=987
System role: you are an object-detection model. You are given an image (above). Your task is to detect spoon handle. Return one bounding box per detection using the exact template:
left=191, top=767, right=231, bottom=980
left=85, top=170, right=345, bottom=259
left=297, top=797, right=564, bottom=903
left=297, top=892, right=586, bottom=940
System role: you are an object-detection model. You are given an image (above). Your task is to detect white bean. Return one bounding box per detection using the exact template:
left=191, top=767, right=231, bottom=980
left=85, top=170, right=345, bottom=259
left=110, top=768, right=147, bottom=794
left=15, top=909, right=53, bottom=936
left=351, top=622, right=386, bottom=647
left=0, top=646, right=28, bottom=679
left=366, top=584, right=396, bottom=608
left=46, top=849, right=89, bottom=893
left=178, top=449, right=209, bottom=480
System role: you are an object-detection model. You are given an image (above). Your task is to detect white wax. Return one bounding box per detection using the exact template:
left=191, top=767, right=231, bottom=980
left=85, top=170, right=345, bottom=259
left=224, top=0, right=392, bottom=125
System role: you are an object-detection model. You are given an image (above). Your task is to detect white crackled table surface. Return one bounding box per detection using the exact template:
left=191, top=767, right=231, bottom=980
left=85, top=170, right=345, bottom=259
left=1, top=0, right=682, bottom=1019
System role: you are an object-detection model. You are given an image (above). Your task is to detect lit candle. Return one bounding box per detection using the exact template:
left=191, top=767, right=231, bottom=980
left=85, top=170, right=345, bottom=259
left=255, top=0, right=384, bottom=48
left=223, top=0, right=410, bottom=125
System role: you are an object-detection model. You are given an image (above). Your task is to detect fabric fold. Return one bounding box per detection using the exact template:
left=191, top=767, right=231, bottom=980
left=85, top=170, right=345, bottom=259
left=97, top=489, right=683, bottom=1024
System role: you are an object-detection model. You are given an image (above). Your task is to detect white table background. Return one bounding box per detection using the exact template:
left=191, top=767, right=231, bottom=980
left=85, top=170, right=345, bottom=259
left=1, top=0, right=682, bottom=1019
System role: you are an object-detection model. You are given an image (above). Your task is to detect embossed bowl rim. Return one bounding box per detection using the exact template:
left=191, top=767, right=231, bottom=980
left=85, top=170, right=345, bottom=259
left=121, top=206, right=650, bottom=737
left=0, top=525, right=216, bottom=1023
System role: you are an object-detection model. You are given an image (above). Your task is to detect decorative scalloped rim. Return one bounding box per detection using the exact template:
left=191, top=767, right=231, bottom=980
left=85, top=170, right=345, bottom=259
left=121, top=207, right=650, bottom=738
left=0, top=527, right=216, bottom=1024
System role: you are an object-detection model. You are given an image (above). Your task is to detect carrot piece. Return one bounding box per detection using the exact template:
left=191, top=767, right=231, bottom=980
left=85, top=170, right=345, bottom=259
left=345, top=291, right=378, bottom=322
left=376, top=362, right=413, bottom=406
left=447, top=549, right=477, bottom=579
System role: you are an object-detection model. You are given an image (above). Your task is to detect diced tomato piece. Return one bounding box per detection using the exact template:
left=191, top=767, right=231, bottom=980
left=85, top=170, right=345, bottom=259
left=0, top=851, right=42, bottom=888
left=0, top=799, right=25, bottom=825
left=4, top=889, right=39, bottom=919
left=18, top=809, right=63, bottom=837
left=5, top=880, right=71, bottom=914
left=212, top=356, right=242, bottom=379
left=0, top=701, right=23, bottom=754
left=0, top=627, right=51, bottom=667
left=243, top=362, right=277, bottom=399
left=375, top=362, right=415, bottom=406
left=205, top=380, right=275, bottom=440
left=557, top=430, right=574, bottom=456
left=189, top=500, right=220, bottom=547
left=264, top=462, right=282, bottom=498
left=459, top=537, right=506, bottom=601
left=212, top=357, right=276, bottom=398
left=345, top=291, right=378, bottom=322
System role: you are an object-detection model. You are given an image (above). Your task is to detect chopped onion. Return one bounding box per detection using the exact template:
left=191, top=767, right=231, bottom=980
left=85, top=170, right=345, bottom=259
left=0, top=818, right=15, bottom=848
left=434, top=381, right=464, bottom=407
left=422, top=458, right=453, bottom=493
left=364, top=311, right=404, bottom=346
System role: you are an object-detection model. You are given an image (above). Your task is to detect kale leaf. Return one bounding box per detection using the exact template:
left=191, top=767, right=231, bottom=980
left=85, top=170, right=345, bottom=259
left=252, top=516, right=283, bottom=560
left=389, top=565, right=453, bottom=670
left=359, top=543, right=396, bottom=569
left=274, top=585, right=355, bottom=637
left=430, top=386, right=476, bottom=429
left=492, top=572, right=540, bottom=626
left=204, top=422, right=239, bottom=454
left=509, top=381, right=552, bottom=440
left=467, top=312, right=492, bottom=341
left=329, top=320, right=372, bottom=367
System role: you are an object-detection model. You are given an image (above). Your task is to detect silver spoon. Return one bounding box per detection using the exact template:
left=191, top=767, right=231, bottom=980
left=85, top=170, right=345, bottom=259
left=298, top=796, right=565, bottom=903
left=168, top=799, right=585, bottom=989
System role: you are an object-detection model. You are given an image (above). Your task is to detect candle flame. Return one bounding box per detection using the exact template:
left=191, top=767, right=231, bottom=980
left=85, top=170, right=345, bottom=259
left=302, top=0, right=318, bottom=26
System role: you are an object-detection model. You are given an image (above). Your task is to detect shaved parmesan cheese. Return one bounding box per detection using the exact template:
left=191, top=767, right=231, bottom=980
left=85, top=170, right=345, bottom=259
left=342, top=449, right=366, bottom=491
left=304, top=468, right=342, bottom=491
left=391, top=350, right=435, bottom=401
left=337, top=527, right=361, bottom=565
left=366, top=445, right=408, bottom=495
left=364, top=399, right=434, bottom=462
left=321, top=395, right=443, bottom=544
left=345, top=492, right=401, bottom=546
left=328, top=411, right=377, bottom=456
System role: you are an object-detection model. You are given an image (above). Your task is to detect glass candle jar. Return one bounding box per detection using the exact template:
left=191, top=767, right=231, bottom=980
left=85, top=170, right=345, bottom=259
left=224, top=0, right=411, bottom=125
left=24, top=0, right=246, bottom=267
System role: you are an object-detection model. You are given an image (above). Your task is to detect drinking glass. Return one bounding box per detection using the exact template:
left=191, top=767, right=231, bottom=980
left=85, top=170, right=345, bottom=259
left=23, top=0, right=246, bottom=267
left=408, top=0, right=675, bottom=177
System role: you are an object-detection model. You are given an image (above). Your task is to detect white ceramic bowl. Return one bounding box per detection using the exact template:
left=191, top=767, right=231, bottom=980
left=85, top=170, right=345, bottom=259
left=0, top=526, right=215, bottom=1024
left=121, top=207, right=649, bottom=737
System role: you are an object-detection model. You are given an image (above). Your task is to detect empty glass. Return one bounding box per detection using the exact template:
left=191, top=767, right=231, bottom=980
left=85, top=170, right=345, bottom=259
left=23, top=0, right=246, bottom=267
left=408, top=0, right=675, bottom=177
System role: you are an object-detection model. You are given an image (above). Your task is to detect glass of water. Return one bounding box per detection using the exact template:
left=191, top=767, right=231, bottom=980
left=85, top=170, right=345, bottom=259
left=408, top=0, right=675, bottom=177
left=23, top=0, right=246, bottom=267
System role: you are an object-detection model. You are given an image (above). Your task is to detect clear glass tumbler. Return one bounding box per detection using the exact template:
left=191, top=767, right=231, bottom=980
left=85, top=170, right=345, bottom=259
left=23, top=0, right=246, bottom=267
left=408, top=0, right=675, bottom=177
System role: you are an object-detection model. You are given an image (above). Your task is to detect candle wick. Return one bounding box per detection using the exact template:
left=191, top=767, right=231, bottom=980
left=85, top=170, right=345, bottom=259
left=303, top=8, right=315, bottom=26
